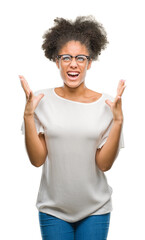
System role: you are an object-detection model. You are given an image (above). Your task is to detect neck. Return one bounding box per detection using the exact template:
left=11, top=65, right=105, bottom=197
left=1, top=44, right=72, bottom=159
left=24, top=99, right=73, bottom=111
left=61, top=83, right=88, bottom=98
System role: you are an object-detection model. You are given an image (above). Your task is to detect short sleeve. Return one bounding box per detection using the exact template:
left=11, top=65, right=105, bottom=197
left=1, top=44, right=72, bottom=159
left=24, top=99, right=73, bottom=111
left=97, top=120, right=125, bottom=159
left=21, top=113, right=45, bottom=135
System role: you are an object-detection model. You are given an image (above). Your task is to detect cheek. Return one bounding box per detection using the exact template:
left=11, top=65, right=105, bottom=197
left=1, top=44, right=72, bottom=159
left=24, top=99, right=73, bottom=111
left=59, top=63, right=64, bottom=74
left=59, top=66, right=67, bottom=79
left=81, top=65, right=88, bottom=76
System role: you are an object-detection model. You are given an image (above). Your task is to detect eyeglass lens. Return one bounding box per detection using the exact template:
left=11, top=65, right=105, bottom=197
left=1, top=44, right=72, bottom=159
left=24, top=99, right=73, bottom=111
left=60, top=55, right=88, bottom=63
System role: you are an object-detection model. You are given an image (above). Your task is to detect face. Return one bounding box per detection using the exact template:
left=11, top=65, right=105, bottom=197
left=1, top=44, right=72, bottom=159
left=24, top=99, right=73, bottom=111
left=56, top=41, right=92, bottom=88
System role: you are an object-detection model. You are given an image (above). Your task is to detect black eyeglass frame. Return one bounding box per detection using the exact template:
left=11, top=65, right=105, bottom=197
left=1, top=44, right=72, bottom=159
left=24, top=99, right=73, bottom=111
left=56, top=54, right=91, bottom=61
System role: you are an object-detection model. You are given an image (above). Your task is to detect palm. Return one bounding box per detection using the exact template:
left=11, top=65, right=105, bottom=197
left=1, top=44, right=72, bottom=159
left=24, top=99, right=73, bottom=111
left=19, top=75, right=44, bottom=115
left=105, top=79, right=126, bottom=121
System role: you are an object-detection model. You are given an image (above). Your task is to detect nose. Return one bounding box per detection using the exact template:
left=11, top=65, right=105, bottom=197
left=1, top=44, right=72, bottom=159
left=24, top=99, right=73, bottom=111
left=69, top=57, right=78, bottom=68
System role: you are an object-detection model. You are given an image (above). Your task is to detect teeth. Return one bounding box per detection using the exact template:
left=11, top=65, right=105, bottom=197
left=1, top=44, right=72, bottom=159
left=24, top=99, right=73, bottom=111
left=68, top=72, right=79, bottom=76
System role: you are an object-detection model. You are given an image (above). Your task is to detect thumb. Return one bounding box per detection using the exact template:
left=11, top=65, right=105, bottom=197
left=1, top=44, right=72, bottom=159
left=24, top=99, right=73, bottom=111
left=27, top=90, right=33, bottom=101
left=37, top=93, right=45, bottom=102
left=34, top=93, right=45, bottom=110
left=105, top=99, right=112, bottom=108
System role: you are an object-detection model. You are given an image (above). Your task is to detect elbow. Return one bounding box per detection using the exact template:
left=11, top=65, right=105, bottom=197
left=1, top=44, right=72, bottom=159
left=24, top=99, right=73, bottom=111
left=34, top=163, right=42, bottom=168
left=28, top=153, right=47, bottom=168
left=100, top=165, right=112, bottom=172
left=96, top=158, right=113, bottom=172
left=30, top=159, right=45, bottom=168
left=96, top=151, right=112, bottom=172
left=97, top=162, right=112, bottom=172
left=31, top=162, right=42, bottom=168
left=96, top=152, right=118, bottom=172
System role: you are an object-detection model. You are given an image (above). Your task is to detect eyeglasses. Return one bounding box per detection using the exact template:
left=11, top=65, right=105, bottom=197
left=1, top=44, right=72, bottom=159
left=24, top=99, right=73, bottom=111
left=57, top=54, right=91, bottom=63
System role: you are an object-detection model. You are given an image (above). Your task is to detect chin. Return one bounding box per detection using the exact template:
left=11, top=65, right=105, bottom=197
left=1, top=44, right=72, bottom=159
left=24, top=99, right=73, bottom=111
left=63, top=80, right=85, bottom=88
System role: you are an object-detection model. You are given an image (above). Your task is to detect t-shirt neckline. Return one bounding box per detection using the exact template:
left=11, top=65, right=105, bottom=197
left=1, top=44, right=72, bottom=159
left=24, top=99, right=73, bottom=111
left=52, top=87, right=104, bottom=105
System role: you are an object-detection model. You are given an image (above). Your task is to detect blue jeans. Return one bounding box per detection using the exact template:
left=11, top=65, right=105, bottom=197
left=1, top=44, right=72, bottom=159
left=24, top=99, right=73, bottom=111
left=38, top=211, right=111, bottom=240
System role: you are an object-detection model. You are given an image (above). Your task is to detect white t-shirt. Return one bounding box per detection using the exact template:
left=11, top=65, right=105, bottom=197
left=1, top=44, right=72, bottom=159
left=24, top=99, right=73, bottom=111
left=21, top=87, right=125, bottom=223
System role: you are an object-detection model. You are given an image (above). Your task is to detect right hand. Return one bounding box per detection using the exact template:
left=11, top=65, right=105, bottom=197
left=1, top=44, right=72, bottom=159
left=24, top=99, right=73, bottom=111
left=19, top=75, right=44, bottom=117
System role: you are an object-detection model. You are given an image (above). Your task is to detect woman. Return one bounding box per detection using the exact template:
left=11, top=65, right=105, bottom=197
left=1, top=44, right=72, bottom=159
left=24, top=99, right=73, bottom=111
left=20, top=16, right=126, bottom=240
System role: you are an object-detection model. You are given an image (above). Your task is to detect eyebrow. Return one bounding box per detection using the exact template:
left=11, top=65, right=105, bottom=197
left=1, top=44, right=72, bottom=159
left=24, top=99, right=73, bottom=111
left=58, top=54, right=90, bottom=58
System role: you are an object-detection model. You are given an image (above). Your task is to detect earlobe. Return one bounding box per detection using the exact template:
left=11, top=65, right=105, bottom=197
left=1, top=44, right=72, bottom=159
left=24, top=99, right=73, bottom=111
left=87, top=59, right=92, bottom=70
left=55, top=59, right=60, bottom=69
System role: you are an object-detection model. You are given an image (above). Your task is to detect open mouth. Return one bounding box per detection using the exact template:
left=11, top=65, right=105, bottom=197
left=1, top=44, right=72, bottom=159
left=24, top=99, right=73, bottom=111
left=67, top=71, right=80, bottom=80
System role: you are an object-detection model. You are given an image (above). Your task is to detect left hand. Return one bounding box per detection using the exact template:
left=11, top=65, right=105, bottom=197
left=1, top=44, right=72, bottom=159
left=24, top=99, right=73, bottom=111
left=105, top=79, right=126, bottom=122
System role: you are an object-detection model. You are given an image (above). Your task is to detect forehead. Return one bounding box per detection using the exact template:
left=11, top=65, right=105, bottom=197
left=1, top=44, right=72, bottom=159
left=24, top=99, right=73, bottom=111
left=59, top=40, right=89, bottom=55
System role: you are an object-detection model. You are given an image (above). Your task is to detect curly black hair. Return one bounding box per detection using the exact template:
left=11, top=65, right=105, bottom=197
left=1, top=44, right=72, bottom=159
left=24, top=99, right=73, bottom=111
left=41, top=15, right=109, bottom=62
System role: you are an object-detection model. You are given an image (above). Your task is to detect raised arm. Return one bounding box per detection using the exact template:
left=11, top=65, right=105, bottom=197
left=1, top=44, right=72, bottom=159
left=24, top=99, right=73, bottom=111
left=95, top=79, right=126, bottom=172
left=20, top=75, right=48, bottom=167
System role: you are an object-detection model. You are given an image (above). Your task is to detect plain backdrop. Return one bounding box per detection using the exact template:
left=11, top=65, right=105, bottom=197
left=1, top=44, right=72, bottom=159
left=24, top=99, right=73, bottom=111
left=0, top=0, right=145, bottom=239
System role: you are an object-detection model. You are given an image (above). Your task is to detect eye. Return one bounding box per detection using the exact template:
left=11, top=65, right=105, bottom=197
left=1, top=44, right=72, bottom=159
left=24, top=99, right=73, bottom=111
left=62, top=55, right=71, bottom=62
left=76, top=56, right=86, bottom=62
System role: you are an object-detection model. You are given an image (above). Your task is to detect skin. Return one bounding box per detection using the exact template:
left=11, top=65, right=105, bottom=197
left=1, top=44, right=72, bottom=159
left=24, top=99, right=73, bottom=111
left=19, top=76, right=47, bottom=167
left=55, top=40, right=127, bottom=171
left=96, top=82, right=126, bottom=171
left=19, top=40, right=126, bottom=169
left=55, top=40, right=126, bottom=121
left=105, top=79, right=126, bottom=122
left=55, top=40, right=103, bottom=102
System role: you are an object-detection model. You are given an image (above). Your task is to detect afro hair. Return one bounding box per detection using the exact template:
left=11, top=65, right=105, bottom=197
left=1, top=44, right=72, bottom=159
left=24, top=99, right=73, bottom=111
left=41, top=15, right=109, bottom=62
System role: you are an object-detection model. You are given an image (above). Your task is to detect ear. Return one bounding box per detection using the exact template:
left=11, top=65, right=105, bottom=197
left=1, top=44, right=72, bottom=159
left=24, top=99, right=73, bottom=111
left=55, top=58, right=60, bottom=69
left=87, top=59, right=92, bottom=70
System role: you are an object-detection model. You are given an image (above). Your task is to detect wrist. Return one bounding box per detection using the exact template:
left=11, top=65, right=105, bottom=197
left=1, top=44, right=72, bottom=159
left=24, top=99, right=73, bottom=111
left=113, top=118, right=123, bottom=125
left=24, top=113, right=34, bottom=119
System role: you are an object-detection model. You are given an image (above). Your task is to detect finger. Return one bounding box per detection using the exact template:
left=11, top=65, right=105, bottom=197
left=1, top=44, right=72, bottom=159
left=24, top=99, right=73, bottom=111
left=27, top=90, right=34, bottom=101
left=117, top=79, right=126, bottom=96
left=117, top=79, right=125, bottom=94
left=114, top=95, right=120, bottom=105
left=19, top=75, right=31, bottom=99
left=117, top=95, right=122, bottom=103
left=120, top=84, right=126, bottom=96
left=27, top=91, right=31, bottom=101
left=117, top=79, right=125, bottom=90
left=118, top=84, right=126, bottom=97
left=19, top=75, right=31, bottom=93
